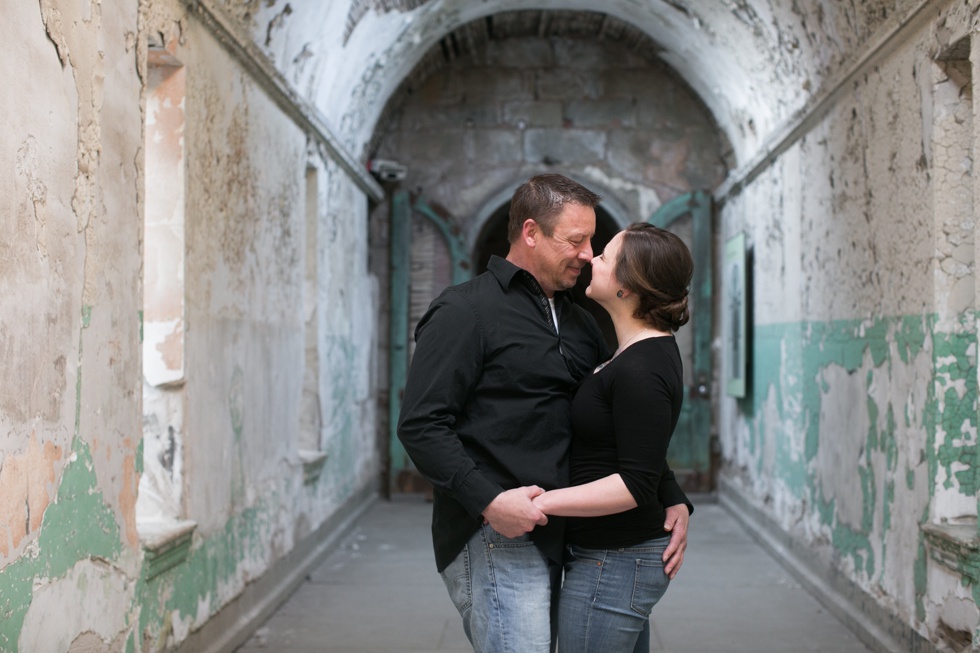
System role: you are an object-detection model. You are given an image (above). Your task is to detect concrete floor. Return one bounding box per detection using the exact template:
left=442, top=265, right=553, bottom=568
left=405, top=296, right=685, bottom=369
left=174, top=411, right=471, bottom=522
left=237, top=495, right=873, bottom=653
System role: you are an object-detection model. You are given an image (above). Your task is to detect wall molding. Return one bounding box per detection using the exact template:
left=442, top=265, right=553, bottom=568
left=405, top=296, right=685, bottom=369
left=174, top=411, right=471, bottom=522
left=183, top=0, right=384, bottom=202
left=714, top=0, right=951, bottom=205
left=718, top=476, right=939, bottom=653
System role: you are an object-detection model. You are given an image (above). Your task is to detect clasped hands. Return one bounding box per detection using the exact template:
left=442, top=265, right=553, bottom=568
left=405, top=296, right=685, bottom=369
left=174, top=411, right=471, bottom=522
left=481, top=486, right=548, bottom=538
left=482, top=485, right=689, bottom=579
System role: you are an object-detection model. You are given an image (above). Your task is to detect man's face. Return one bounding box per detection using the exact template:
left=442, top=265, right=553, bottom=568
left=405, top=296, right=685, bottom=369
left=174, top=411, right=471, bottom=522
left=531, top=202, right=596, bottom=296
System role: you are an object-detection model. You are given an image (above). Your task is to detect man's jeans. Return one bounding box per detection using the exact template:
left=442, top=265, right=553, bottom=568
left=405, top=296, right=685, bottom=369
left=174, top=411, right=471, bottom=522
left=557, top=537, right=671, bottom=653
left=440, top=523, right=561, bottom=653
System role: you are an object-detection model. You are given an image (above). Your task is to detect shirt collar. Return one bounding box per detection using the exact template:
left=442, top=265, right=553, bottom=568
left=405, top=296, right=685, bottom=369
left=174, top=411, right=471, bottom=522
left=487, top=255, right=572, bottom=303
left=487, top=255, right=522, bottom=289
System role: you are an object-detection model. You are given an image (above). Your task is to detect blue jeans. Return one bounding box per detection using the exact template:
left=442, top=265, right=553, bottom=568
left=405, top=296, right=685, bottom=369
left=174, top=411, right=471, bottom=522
left=440, top=523, right=561, bottom=652
left=557, top=537, right=671, bottom=653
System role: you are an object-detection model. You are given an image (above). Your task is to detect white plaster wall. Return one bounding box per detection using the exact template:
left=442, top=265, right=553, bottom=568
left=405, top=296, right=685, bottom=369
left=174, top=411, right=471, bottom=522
left=2, top=0, right=145, bottom=648
left=7, top=0, right=144, bottom=547
left=0, top=0, right=83, bottom=562
left=318, top=164, right=379, bottom=498
left=177, top=16, right=307, bottom=533
left=130, top=7, right=381, bottom=640
left=718, top=2, right=980, bottom=647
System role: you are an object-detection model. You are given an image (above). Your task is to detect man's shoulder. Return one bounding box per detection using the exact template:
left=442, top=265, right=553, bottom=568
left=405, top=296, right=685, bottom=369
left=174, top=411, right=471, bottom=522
left=422, top=272, right=501, bottom=324
left=442, top=267, right=513, bottom=303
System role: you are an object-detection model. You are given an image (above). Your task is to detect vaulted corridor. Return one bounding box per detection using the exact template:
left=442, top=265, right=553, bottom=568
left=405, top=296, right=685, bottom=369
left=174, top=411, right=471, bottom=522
left=3, top=1, right=980, bottom=651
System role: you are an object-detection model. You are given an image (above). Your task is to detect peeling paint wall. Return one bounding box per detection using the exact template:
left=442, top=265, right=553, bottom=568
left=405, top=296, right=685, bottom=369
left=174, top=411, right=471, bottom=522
left=2, top=0, right=144, bottom=649
left=1, top=1, right=379, bottom=650
left=718, top=2, right=980, bottom=648
left=134, top=3, right=380, bottom=649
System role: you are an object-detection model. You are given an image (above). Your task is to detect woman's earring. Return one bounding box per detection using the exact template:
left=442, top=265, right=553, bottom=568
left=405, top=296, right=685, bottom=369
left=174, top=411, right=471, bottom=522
left=616, top=290, right=624, bottom=298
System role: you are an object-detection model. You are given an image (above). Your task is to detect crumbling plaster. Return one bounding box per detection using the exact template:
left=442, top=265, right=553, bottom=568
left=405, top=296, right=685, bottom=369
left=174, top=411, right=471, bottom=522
left=2, top=0, right=80, bottom=564
left=3, top=0, right=980, bottom=651
left=131, top=4, right=380, bottom=649
left=2, top=0, right=144, bottom=647
left=4, top=0, right=381, bottom=650
left=363, top=25, right=728, bottom=259
left=239, top=0, right=936, bottom=169
left=718, top=3, right=980, bottom=646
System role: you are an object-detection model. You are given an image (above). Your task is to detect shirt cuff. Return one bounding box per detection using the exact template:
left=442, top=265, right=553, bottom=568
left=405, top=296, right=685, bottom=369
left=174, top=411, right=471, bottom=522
left=454, top=469, right=504, bottom=520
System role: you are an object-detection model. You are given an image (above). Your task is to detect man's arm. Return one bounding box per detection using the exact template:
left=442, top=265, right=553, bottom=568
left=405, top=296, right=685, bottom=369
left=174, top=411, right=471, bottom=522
left=397, top=291, right=546, bottom=535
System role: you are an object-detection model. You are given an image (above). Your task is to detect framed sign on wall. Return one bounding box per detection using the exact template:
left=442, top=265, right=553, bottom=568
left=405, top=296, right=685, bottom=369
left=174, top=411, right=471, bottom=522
left=725, top=232, right=748, bottom=398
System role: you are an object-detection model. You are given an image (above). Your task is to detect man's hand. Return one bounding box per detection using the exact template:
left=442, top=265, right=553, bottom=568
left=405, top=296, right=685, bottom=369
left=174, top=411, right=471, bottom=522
left=662, top=503, right=690, bottom=579
left=482, top=486, right=549, bottom=537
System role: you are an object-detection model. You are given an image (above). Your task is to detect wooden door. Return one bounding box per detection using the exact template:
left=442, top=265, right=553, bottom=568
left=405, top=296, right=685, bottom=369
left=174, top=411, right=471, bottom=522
left=648, top=191, right=714, bottom=492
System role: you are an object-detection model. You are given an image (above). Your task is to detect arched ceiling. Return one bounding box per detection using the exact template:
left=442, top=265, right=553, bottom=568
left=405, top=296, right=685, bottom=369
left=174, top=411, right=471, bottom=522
left=240, top=0, right=901, bottom=167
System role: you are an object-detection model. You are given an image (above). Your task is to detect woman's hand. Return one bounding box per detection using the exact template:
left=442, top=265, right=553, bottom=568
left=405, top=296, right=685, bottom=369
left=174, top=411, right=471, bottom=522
left=662, top=503, right=690, bottom=579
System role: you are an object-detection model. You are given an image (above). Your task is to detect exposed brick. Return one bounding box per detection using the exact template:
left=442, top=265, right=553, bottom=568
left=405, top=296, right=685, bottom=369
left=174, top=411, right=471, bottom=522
left=502, top=100, right=563, bottom=128
left=524, top=128, right=606, bottom=164
left=564, top=99, right=636, bottom=128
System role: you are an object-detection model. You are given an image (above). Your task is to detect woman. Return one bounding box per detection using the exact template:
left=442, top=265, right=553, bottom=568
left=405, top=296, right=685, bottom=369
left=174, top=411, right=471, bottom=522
left=532, top=222, right=694, bottom=653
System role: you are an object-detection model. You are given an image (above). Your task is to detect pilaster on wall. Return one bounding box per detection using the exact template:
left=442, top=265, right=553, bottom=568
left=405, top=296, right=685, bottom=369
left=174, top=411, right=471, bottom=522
left=916, top=32, right=980, bottom=652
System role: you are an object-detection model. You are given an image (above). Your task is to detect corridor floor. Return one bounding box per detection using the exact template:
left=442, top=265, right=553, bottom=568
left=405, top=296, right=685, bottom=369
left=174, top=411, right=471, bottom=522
left=237, top=494, right=873, bottom=653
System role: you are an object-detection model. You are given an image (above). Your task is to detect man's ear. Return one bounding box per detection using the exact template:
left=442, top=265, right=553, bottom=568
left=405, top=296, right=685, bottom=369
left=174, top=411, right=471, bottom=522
left=521, top=219, right=540, bottom=248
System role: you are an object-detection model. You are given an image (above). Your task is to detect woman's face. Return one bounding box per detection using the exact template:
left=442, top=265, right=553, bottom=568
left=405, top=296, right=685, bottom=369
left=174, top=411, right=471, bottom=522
left=586, top=231, right=623, bottom=303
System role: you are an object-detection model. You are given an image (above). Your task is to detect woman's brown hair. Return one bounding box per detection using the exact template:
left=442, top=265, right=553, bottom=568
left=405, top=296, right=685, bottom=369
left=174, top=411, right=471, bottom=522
left=615, top=222, right=694, bottom=332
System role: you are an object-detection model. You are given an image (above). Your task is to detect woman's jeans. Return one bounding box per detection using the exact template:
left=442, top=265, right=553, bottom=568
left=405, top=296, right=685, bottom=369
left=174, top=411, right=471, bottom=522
left=440, top=523, right=561, bottom=653
left=557, top=537, right=671, bottom=653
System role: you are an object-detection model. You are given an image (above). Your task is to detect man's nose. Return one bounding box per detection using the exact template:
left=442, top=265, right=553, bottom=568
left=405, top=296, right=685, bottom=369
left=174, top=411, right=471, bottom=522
left=580, top=243, right=593, bottom=260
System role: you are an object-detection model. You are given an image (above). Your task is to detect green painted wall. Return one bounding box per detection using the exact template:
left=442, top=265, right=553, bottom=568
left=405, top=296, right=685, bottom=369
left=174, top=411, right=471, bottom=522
left=734, top=312, right=977, bottom=627
left=0, top=437, right=124, bottom=650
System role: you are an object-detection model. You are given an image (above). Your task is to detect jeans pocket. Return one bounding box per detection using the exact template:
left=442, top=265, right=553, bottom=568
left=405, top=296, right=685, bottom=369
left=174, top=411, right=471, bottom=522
left=630, top=558, right=669, bottom=617
left=440, top=545, right=473, bottom=616
left=483, top=523, right=534, bottom=548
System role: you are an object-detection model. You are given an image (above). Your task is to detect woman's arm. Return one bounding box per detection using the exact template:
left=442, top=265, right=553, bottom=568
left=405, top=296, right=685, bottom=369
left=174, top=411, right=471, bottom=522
left=535, top=346, right=680, bottom=518
left=532, top=473, right=637, bottom=517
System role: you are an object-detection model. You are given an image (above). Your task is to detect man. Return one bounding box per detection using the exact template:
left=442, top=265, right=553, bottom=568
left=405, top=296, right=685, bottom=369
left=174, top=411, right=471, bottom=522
left=398, top=174, right=691, bottom=652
